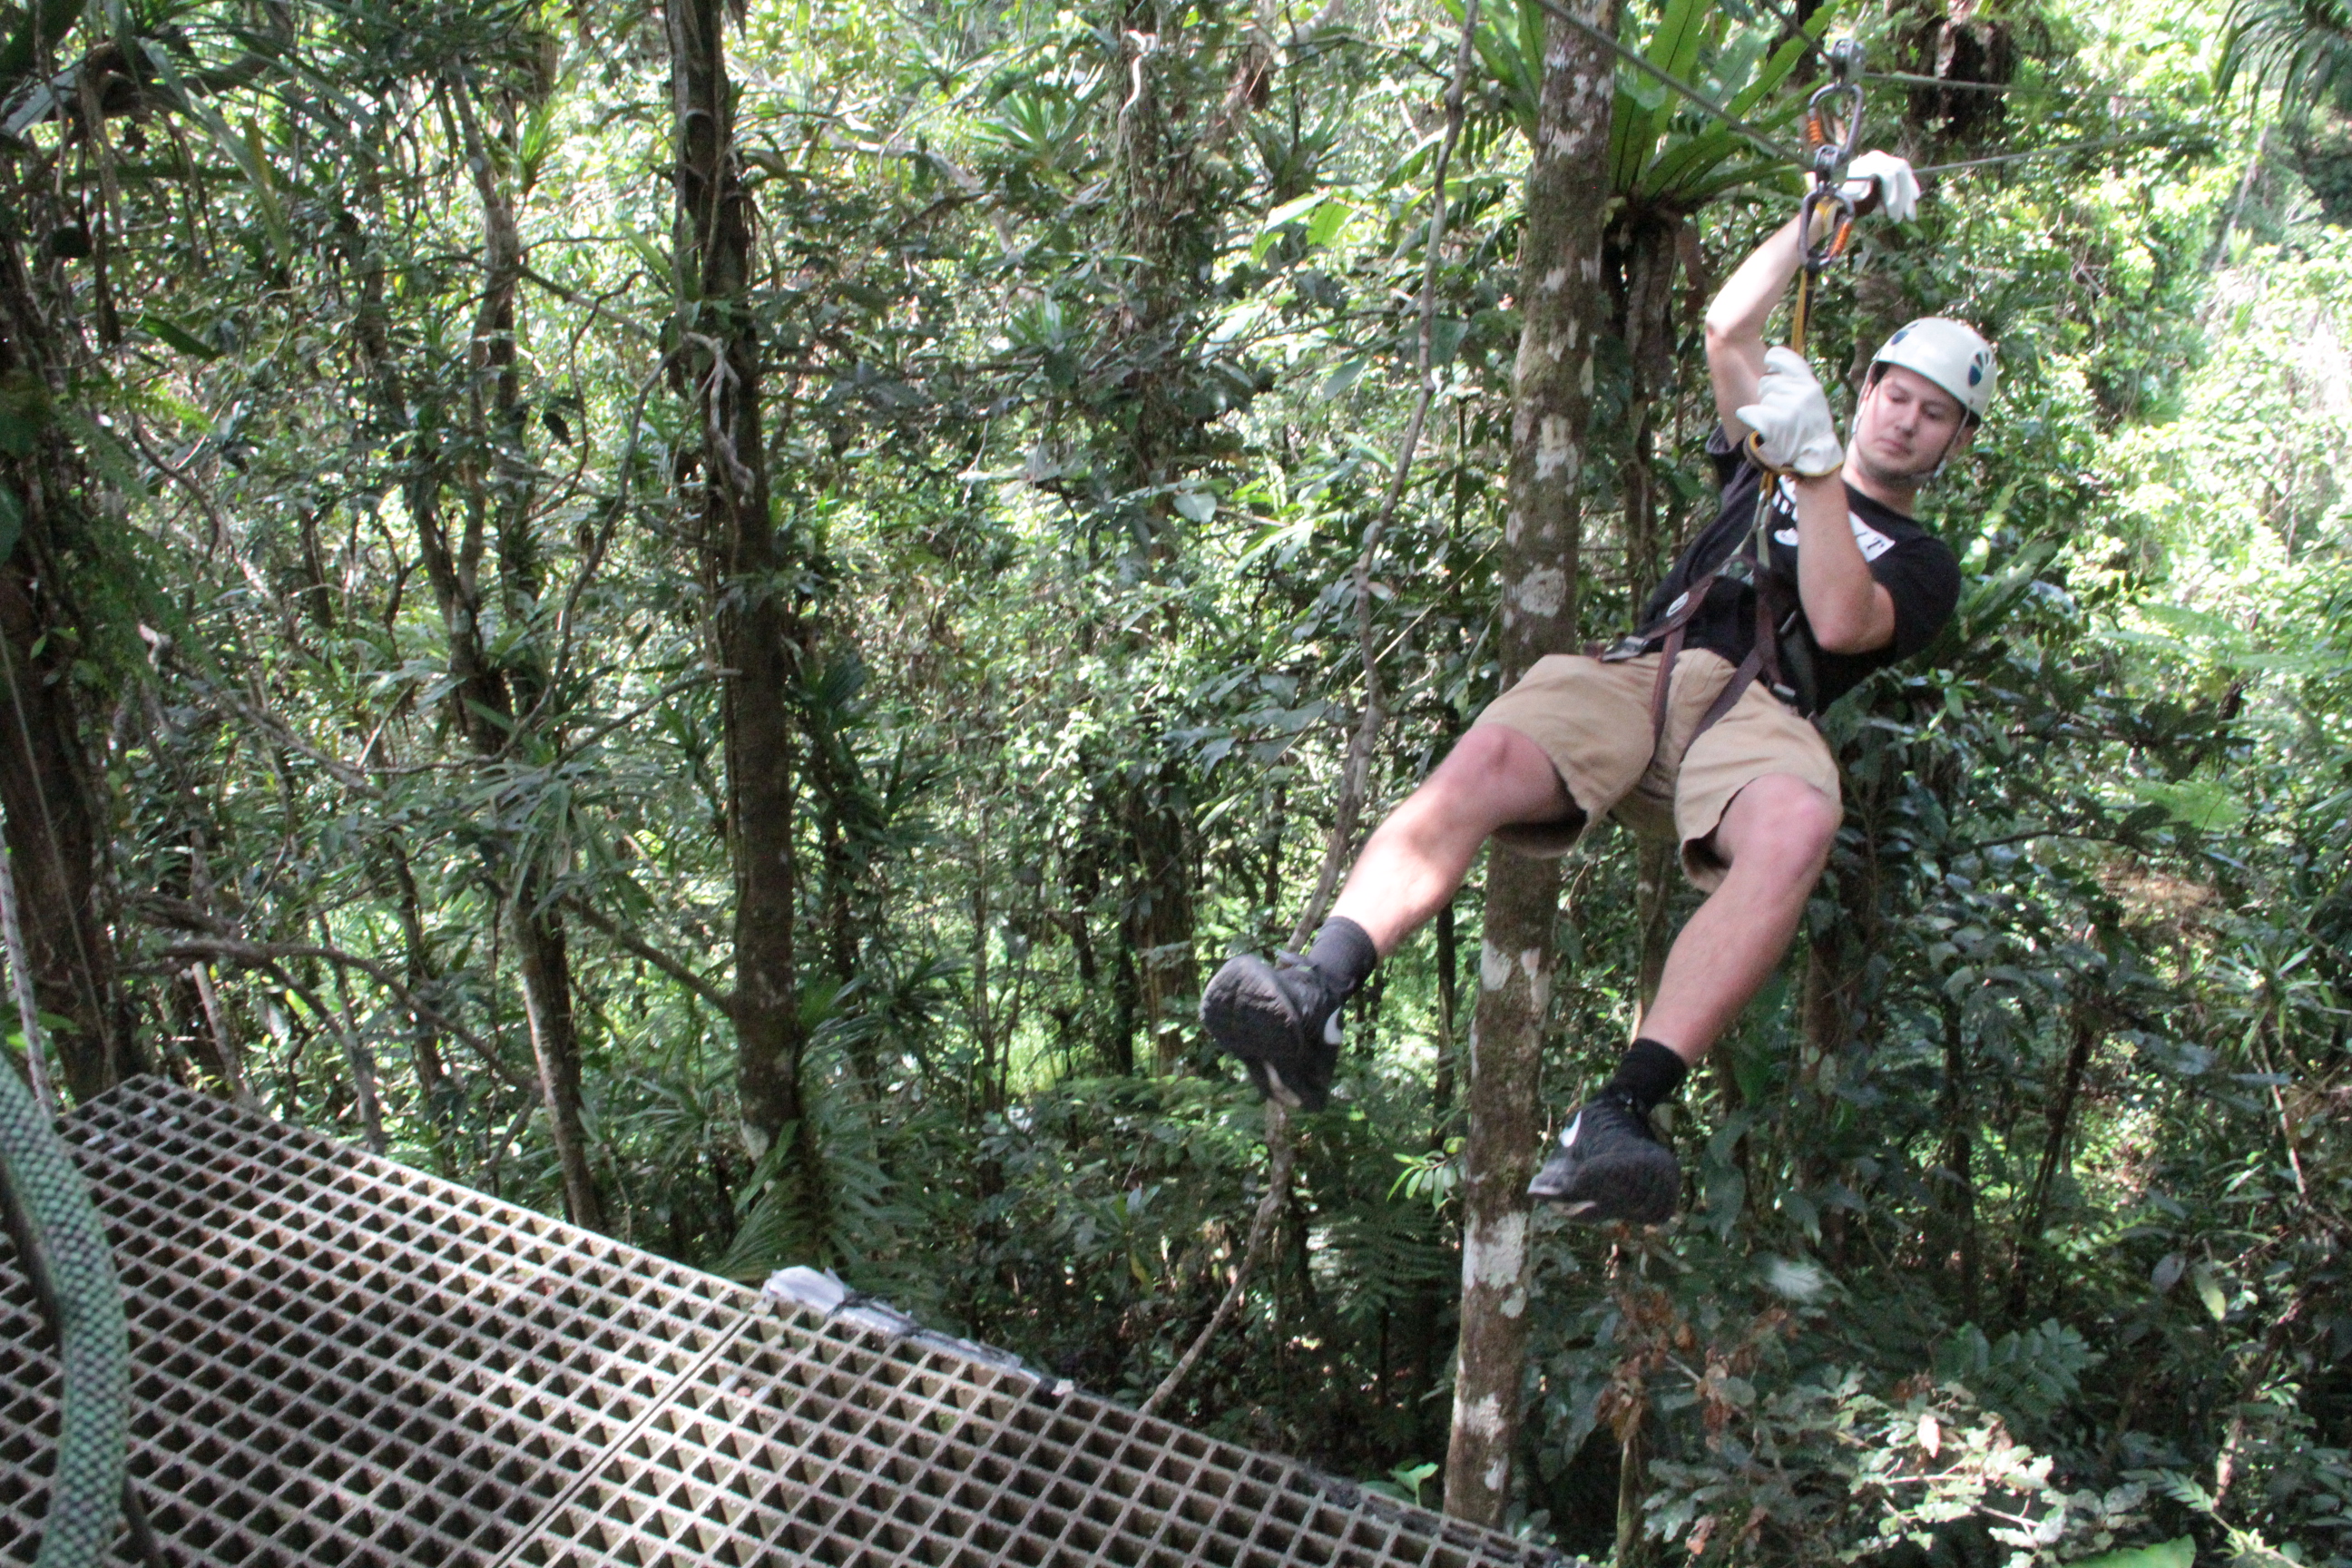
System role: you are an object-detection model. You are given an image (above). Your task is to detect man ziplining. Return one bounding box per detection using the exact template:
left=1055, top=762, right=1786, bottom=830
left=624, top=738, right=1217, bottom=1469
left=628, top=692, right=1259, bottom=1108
left=1200, top=148, right=1998, bottom=1226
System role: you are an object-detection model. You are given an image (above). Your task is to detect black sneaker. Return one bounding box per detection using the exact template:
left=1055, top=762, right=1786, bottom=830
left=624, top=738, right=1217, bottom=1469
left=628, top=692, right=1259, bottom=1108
left=1526, top=1090, right=1680, bottom=1223
left=1200, top=951, right=1350, bottom=1112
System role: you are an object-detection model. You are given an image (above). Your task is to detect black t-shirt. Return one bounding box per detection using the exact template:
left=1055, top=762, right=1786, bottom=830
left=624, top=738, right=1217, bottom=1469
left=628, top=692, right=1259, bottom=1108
left=1637, top=425, right=1962, bottom=714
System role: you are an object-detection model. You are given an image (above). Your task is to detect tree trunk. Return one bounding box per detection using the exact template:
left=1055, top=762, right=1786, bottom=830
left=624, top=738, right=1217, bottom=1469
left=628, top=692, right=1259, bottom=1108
left=1632, top=839, right=1679, bottom=1019
left=1614, top=213, right=1688, bottom=1029
left=1446, top=860, right=1560, bottom=1524
left=1609, top=211, right=1689, bottom=605
left=2007, top=998, right=2099, bottom=1319
left=1433, top=897, right=1459, bottom=1129
left=670, top=0, right=820, bottom=1240
left=970, top=830, right=995, bottom=1112
left=189, top=963, right=257, bottom=1107
left=1102, top=6, right=1219, bottom=1071
left=381, top=843, right=453, bottom=1129
left=399, top=80, right=606, bottom=1230
left=1124, top=764, right=1198, bottom=1074
left=0, top=237, right=143, bottom=1100
left=0, top=820, right=54, bottom=1109
left=321, top=925, right=387, bottom=1155
left=514, top=875, right=604, bottom=1230
left=1443, top=0, right=1618, bottom=1525
left=1937, top=992, right=1980, bottom=1320
left=1614, top=1421, right=1651, bottom=1565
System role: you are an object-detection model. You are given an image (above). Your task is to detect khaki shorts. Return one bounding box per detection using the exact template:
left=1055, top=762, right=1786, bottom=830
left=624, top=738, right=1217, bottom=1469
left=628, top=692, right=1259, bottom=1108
left=1472, top=649, right=1839, bottom=891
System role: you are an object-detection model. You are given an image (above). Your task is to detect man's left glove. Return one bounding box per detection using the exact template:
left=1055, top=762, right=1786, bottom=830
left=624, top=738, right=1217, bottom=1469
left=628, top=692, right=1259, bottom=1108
left=1737, top=347, right=1843, bottom=477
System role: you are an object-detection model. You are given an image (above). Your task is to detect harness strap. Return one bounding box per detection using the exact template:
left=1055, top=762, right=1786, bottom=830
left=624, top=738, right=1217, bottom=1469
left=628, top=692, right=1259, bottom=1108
left=1692, top=642, right=1766, bottom=737
left=1651, top=621, right=1685, bottom=742
left=1633, top=555, right=1806, bottom=767
left=1755, top=570, right=1787, bottom=697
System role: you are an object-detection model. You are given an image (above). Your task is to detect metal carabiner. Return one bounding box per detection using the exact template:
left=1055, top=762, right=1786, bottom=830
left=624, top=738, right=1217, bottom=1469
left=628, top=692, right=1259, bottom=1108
left=1799, top=183, right=1856, bottom=264
left=1804, top=83, right=1864, bottom=187
left=1803, top=39, right=1867, bottom=191
left=1789, top=40, right=1866, bottom=349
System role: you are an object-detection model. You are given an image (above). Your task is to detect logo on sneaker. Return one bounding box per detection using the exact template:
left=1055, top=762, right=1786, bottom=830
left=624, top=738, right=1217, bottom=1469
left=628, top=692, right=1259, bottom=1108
left=1526, top=1093, right=1680, bottom=1225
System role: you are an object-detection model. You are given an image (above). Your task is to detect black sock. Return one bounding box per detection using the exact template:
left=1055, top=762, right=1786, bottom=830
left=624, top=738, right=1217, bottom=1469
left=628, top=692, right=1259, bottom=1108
left=1607, top=1037, right=1689, bottom=1114
left=1304, top=916, right=1378, bottom=995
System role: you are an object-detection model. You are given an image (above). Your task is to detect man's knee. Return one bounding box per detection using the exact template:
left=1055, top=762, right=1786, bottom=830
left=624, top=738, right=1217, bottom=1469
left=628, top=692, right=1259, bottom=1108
left=1426, top=724, right=1576, bottom=827
left=1436, top=724, right=1537, bottom=785
left=1717, top=774, right=1839, bottom=876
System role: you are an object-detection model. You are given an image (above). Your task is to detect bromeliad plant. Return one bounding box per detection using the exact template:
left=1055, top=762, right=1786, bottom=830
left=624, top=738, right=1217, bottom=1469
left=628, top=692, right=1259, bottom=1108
left=1462, top=0, right=1833, bottom=209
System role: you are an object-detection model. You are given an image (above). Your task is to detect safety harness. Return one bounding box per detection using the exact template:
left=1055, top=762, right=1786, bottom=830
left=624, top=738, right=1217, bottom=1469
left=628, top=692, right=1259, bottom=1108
left=1592, top=41, right=1868, bottom=750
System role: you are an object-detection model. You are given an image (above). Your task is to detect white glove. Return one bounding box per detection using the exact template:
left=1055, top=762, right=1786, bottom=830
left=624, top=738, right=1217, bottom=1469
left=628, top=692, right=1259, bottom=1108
left=1737, top=347, right=1843, bottom=477
left=1842, top=149, right=1919, bottom=223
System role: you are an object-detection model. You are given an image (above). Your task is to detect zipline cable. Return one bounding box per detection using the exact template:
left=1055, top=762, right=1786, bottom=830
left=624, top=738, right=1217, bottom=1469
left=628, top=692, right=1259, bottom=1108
left=1524, top=0, right=1802, bottom=164
left=1863, top=68, right=2022, bottom=93
left=1912, top=134, right=2164, bottom=175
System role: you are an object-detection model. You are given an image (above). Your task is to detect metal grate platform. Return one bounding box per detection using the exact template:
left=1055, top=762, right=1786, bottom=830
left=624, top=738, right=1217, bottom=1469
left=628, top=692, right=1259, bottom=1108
left=0, top=1078, right=1572, bottom=1568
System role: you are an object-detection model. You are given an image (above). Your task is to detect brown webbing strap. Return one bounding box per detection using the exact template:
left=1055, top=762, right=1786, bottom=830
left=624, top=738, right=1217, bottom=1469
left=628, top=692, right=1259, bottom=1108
left=1629, top=468, right=1806, bottom=752
left=1673, top=569, right=1801, bottom=754
left=1650, top=622, right=1684, bottom=742
left=1629, top=567, right=1721, bottom=744
left=1691, top=642, right=1765, bottom=737
left=1755, top=573, right=1787, bottom=696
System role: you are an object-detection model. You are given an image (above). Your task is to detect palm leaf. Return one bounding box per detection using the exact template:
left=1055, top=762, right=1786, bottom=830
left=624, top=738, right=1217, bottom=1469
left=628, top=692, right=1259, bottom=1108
left=1637, top=15, right=1834, bottom=202
left=1608, top=0, right=1716, bottom=190
left=1463, top=0, right=1539, bottom=142
left=2218, top=0, right=2352, bottom=116
left=1726, top=9, right=1833, bottom=118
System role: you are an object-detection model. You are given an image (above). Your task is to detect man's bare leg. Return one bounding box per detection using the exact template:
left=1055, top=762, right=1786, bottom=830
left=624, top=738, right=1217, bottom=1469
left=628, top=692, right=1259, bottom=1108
left=1529, top=772, right=1838, bottom=1221
left=1640, top=773, right=1840, bottom=1063
left=1202, top=723, right=1572, bottom=1108
left=1328, top=724, right=1574, bottom=955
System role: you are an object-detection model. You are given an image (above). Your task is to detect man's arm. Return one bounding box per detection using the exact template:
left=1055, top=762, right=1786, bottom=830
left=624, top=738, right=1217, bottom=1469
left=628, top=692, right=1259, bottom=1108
left=1701, top=152, right=1919, bottom=434
left=1789, top=475, right=1895, bottom=653
left=1701, top=215, right=1806, bottom=433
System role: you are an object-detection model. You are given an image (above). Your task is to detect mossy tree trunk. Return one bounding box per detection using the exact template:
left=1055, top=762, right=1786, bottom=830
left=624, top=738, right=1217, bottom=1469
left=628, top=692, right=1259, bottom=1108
left=1444, top=0, right=1619, bottom=1526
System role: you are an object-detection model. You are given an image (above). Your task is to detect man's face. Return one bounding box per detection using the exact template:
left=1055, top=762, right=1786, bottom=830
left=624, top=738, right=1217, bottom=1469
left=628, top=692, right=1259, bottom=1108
left=1851, top=364, right=1973, bottom=485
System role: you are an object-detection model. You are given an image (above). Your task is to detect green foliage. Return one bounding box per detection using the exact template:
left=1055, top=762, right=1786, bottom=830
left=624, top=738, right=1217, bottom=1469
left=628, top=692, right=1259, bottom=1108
left=3, top=0, right=2346, bottom=1560
left=1644, top=1371, right=2155, bottom=1564
left=2220, top=0, right=2352, bottom=121
left=1466, top=0, right=1828, bottom=201
left=2071, top=1541, right=2194, bottom=1568
left=1932, top=1321, right=2100, bottom=1429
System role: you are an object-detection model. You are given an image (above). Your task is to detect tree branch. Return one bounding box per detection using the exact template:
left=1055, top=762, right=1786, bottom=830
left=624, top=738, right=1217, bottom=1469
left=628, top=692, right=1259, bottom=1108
left=560, top=895, right=737, bottom=1016
left=1286, top=0, right=1481, bottom=949
left=149, top=936, right=527, bottom=1091
left=1141, top=1102, right=1294, bottom=1419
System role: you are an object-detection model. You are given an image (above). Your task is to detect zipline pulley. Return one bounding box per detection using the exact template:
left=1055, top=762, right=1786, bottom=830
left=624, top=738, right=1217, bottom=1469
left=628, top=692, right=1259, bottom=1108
left=1788, top=37, right=1866, bottom=360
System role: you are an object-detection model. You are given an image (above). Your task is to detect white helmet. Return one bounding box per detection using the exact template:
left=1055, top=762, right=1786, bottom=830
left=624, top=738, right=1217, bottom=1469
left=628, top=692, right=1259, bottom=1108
left=1871, top=317, right=1996, bottom=422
